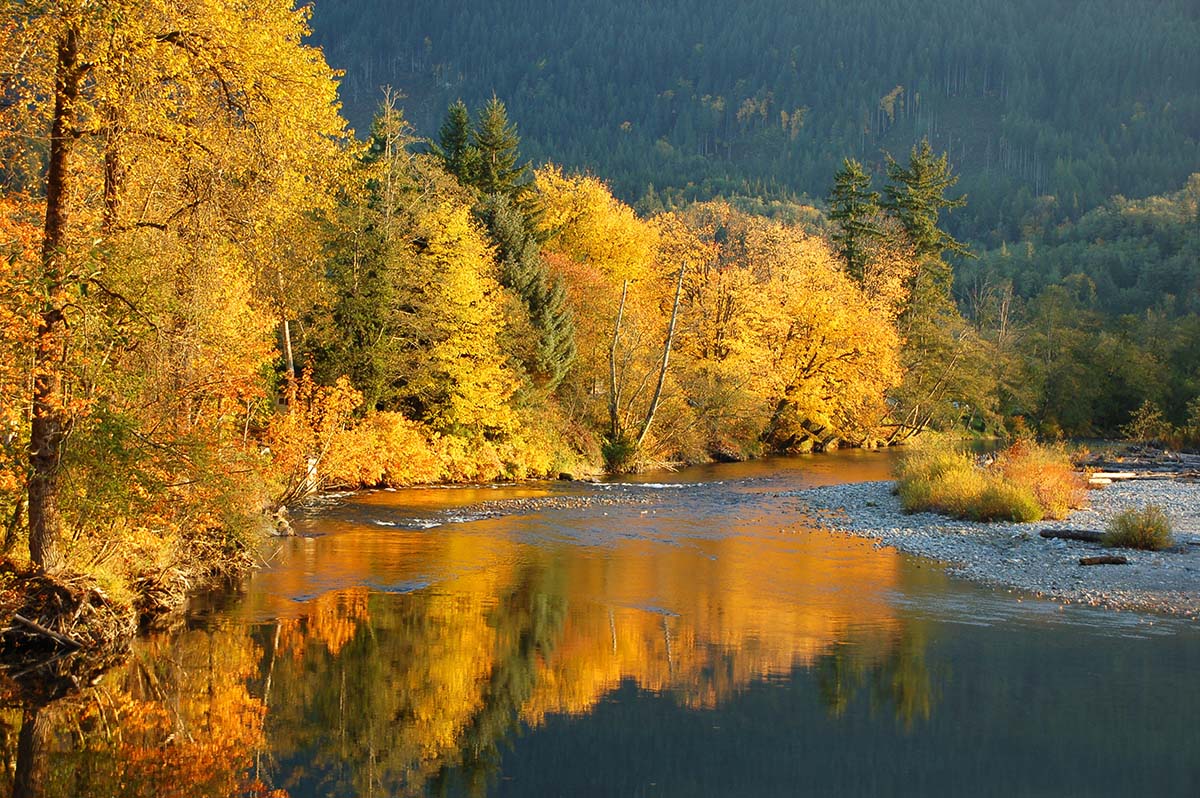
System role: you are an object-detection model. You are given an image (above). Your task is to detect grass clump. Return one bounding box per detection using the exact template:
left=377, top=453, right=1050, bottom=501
left=895, top=436, right=1084, bottom=523
left=1103, top=505, right=1175, bottom=550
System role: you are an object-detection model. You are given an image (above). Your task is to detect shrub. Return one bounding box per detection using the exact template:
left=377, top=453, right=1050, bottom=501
left=895, top=436, right=1084, bottom=522
left=1120, top=400, right=1173, bottom=443
left=971, top=479, right=1043, bottom=522
left=994, top=439, right=1085, bottom=520
left=1103, top=505, right=1175, bottom=551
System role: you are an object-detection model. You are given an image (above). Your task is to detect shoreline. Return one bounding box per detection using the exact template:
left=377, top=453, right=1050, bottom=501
left=788, top=478, right=1200, bottom=619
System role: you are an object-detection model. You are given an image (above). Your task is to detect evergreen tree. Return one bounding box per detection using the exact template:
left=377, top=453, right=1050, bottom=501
left=883, top=140, right=971, bottom=269
left=472, top=95, right=530, bottom=198
left=433, top=99, right=478, bottom=183
left=828, top=158, right=881, bottom=282
left=478, top=194, right=576, bottom=389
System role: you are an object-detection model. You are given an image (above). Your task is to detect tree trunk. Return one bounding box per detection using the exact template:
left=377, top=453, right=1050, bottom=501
left=608, top=280, right=628, bottom=441
left=13, top=705, right=53, bottom=798
left=635, top=263, right=686, bottom=449
left=28, top=25, right=80, bottom=574
left=281, top=318, right=296, bottom=378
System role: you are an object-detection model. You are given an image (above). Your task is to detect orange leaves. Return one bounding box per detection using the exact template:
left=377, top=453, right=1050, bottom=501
left=265, top=368, right=362, bottom=502
left=0, top=196, right=39, bottom=502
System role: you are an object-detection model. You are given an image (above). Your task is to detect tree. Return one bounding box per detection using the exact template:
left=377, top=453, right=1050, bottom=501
left=828, top=158, right=881, bottom=281
left=472, top=95, right=530, bottom=198
left=883, top=139, right=971, bottom=273
left=433, top=99, right=479, bottom=184
left=4, top=0, right=346, bottom=571
left=477, top=194, right=576, bottom=389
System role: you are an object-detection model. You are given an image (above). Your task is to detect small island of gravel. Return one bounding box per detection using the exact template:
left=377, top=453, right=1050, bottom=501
left=789, top=478, right=1200, bottom=618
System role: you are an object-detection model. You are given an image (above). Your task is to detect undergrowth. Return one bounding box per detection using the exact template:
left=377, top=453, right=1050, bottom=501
left=895, top=436, right=1085, bottom=522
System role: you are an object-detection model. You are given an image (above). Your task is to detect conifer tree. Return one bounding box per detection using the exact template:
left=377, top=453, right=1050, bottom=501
left=478, top=195, right=576, bottom=389
left=433, top=99, right=478, bottom=184
left=472, top=96, right=530, bottom=198
left=828, top=158, right=881, bottom=282
left=882, top=140, right=971, bottom=269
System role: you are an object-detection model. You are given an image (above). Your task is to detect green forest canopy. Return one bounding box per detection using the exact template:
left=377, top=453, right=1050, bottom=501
left=309, top=0, right=1200, bottom=247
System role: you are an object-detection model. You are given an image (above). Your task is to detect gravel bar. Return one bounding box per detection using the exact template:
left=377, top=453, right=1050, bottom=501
left=788, top=479, right=1200, bottom=619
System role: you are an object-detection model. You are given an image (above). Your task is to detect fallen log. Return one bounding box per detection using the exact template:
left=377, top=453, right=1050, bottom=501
left=9, top=614, right=83, bottom=650
left=1040, top=528, right=1104, bottom=543
left=1088, top=471, right=1138, bottom=480
left=1079, top=555, right=1128, bottom=566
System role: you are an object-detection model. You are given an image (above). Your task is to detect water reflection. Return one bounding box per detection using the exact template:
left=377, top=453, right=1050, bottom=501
left=3, top=454, right=1198, bottom=797
left=0, top=524, right=932, bottom=797
left=1, top=624, right=270, bottom=798
left=250, top=525, right=933, bottom=797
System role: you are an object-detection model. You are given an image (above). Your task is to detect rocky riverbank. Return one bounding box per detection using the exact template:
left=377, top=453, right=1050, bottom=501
left=788, top=478, right=1200, bottom=618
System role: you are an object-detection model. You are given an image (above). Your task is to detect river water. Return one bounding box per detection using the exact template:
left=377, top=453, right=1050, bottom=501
left=4, top=451, right=1198, bottom=796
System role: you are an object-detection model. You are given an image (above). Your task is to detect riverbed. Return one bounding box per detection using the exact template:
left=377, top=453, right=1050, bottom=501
left=4, top=451, right=1199, bottom=797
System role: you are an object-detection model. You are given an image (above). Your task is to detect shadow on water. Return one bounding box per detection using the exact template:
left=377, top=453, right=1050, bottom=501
left=2, top=451, right=1198, bottom=797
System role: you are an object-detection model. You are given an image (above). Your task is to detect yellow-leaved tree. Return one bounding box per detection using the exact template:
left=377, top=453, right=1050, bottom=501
left=1, top=0, right=347, bottom=575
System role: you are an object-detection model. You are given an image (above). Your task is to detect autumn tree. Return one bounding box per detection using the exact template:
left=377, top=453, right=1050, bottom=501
left=2, top=0, right=347, bottom=572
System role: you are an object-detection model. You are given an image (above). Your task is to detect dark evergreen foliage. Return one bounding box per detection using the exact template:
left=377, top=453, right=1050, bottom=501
left=310, top=0, right=1200, bottom=243
left=433, top=99, right=478, bottom=182
left=828, top=158, right=881, bottom=281
left=477, top=194, right=577, bottom=390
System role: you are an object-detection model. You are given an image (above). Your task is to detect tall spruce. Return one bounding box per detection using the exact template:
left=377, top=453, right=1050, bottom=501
left=883, top=139, right=971, bottom=270
left=472, top=95, right=530, bottom=198
left=828, top=158, right=881, bottom=282
left=478, top=194, right=576, bottom=389
left=433, top=99, right=478, bottom=183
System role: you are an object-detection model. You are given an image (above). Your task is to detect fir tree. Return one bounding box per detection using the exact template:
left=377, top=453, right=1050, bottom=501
left=828, top=158, right=881, bottom=282
left=883, top=140, right=971, bottom=267
left=478, top=194, right=576, bottom=388
left=433, top=99, right=478, bottom=183
left=472, top=95, right=530, bottom=198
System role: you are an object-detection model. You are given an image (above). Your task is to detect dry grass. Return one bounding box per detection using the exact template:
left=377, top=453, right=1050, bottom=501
left=1103, top=505, right=1175, bottom=551
left=896, top=436, right=1085, bottom=523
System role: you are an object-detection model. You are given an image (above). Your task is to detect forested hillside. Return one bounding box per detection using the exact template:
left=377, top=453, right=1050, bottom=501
left=309, top=0, right=1200, bottom=244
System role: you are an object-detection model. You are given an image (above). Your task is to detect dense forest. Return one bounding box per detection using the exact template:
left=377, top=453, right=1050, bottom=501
left=308, top=0, right=1200, bottom=245
left=0, top=0, right=1197, bottom=633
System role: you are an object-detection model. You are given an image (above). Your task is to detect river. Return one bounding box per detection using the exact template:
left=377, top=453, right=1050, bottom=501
left=3, top=451, right=1198, bottom=797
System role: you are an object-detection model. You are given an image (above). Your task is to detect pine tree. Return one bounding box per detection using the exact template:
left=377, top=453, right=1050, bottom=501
left=882, top=140, right=971, bottom=267
left=828, top=158, right=881, bottom=282
left=472, top=95, right=530, bottom=197
left=433, top=99, right=478, bottom=183
left=478, top=194, right=576, bottom=388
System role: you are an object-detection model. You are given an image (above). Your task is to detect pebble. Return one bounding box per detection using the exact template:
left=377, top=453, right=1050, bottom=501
left=788, top=479, right=1200, bottom=619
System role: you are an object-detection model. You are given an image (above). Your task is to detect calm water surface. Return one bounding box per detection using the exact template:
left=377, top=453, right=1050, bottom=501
left=5, top=451, right=1199, bottom=797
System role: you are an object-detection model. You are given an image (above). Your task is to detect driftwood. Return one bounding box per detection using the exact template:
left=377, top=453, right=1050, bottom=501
left=1040, top=528, right=1104, bottom=543
left=9, top=614, right=83, bottom=650
left=1079, top=555, right=1128, bottom=566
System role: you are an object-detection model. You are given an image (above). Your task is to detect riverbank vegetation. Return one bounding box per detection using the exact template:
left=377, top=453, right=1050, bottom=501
left=2, top=0, right=1198, bottom=642
left=895, top=438, right=1084, bottom=522
left=1103, top=505, right=1175, bottom=551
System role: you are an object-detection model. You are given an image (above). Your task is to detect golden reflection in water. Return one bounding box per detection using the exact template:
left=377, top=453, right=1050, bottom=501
left=0, top=625, right=273, bottom=798
left=519, top=533, right=903, bottom=720
left=0, top=493, right=932, bottom=797
left=242, top=522, right=924, bottom=796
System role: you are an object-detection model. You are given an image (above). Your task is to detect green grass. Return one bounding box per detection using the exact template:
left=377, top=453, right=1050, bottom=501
left=1103, top=505, right=1175, bottom=550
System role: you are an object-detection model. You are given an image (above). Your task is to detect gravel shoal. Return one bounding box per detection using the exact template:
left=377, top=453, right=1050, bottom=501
left=789, top=479, right=1200, bottom=619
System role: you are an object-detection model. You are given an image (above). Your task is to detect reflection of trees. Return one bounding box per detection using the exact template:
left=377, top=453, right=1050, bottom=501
left=0, top=625, right=270, bottom=798
left=815, top=625, right=936, bottom=729
left=0, top=532, right=939, bottom=797
left=259, top=554, right=566, bottom=798
left=429, top=560, right=568, bottom=797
